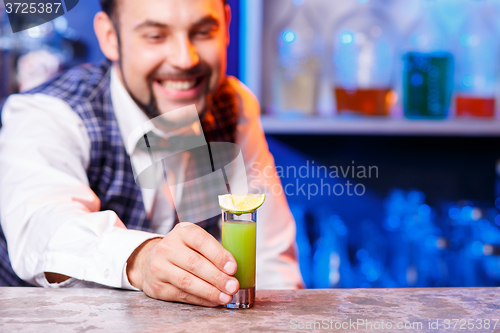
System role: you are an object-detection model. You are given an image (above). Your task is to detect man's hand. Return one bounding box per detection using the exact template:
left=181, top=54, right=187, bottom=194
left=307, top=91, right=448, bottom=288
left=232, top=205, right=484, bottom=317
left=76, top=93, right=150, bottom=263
left=126, top=222, right=239, bottom=307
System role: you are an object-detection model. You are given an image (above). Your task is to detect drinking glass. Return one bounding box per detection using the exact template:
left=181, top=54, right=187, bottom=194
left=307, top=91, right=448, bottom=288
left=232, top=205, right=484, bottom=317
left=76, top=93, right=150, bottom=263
left=221, top=210, right=256, bottom=309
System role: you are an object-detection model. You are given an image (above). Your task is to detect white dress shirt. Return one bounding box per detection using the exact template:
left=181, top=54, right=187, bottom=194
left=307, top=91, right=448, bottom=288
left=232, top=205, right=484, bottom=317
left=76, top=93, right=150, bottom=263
left=0, top=66, right=303, bottom=290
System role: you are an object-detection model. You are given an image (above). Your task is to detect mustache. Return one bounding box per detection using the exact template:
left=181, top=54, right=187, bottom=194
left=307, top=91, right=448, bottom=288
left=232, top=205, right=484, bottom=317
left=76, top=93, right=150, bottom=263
left=149, top=65, right=212, bottom=81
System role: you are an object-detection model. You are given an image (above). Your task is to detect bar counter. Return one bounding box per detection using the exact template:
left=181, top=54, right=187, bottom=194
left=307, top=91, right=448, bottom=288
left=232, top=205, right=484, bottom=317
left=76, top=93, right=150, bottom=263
left=0, top=287, right=498, bottom=332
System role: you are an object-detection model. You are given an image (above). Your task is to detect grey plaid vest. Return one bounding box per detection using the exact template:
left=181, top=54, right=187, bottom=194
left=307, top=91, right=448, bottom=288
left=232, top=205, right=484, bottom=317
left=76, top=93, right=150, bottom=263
left=0, top=60, right=238, bottom=286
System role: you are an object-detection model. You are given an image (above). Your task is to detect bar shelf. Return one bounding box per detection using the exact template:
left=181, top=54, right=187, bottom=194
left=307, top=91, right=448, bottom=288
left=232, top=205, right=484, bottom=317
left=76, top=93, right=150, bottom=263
left=260, top=115, right=500, bottom=136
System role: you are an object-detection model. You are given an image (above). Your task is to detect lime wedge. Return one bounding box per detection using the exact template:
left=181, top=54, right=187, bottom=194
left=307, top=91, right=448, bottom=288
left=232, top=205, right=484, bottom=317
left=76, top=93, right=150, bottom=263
left=218, top=194, right=266, bottom=213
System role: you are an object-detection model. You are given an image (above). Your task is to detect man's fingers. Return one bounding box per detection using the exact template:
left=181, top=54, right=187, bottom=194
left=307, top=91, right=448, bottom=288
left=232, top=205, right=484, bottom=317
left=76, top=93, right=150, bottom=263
left=176, top=223, right=237, bottom=275
left=165, top=262, right=234, bottom=305
left=169, top=246, right=239, bottom=295
left=144, top=281, right=218, bottom=307
left=145, top=223, right=238, bottom=307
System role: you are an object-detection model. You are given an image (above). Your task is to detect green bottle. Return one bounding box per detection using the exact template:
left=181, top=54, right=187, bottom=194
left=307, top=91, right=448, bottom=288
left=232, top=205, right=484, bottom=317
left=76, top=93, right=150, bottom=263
left=402, top=0, right=454, bottom=119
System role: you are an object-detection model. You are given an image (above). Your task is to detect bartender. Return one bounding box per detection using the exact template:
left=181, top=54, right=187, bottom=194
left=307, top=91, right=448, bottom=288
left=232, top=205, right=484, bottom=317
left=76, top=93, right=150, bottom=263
left=0, top=0, right=303, bottom=306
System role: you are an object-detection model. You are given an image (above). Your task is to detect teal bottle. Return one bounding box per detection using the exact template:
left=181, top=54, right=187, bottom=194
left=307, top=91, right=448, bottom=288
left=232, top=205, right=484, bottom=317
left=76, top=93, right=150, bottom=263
left=402, top=0, right=454, bottom=119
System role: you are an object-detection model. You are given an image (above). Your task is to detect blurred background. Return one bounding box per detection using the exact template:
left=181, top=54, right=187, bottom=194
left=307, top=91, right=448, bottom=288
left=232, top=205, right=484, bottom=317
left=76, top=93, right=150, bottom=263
left=1, top=0, right=500, bottom=288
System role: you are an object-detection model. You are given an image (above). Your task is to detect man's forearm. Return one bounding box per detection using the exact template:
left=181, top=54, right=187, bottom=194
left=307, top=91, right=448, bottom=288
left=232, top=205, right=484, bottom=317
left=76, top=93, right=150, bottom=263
left=126, top=237, right=162, bottom=290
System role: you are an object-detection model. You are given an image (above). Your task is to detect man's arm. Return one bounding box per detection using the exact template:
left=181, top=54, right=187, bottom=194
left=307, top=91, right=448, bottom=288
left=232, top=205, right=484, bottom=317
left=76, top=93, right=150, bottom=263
left=229, top=77, right=305, bottom=289
left=0, top=93, right=241, bottom=306
left=0, top=93, right=163, bottom=288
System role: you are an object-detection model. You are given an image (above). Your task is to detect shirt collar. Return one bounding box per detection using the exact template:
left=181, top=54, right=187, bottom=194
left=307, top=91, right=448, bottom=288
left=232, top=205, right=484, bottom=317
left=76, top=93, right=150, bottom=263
left=110, top=66, right=201, bottom=155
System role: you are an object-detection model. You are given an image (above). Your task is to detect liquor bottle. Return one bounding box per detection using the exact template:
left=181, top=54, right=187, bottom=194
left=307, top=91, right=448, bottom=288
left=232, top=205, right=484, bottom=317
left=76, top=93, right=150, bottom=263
left=454, top=0, right=498, bottom=118
left=331, top=0, right=399, bottom=116
left=402, top=0, right=454, bottom=119
left=271, top=0, right=321, bottom=117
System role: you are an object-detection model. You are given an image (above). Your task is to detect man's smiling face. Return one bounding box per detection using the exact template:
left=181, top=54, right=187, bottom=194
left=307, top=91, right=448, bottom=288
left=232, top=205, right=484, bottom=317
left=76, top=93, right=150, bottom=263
left=106, top=0, right=229, bottom=120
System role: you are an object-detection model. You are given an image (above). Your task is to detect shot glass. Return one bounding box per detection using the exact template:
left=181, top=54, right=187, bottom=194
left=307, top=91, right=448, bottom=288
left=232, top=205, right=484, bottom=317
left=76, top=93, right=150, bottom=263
left=221, top=210, right=256, bottom=309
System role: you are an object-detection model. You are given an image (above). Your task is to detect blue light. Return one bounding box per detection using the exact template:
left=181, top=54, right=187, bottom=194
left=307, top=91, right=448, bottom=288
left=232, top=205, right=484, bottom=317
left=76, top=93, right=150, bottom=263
left=478, top=219, right=490, bottom=231
left=411, top=73, right=423, bottom=87
left=424, top=236, right=437, bottom=249
left=484, top=230, right=498, bottom=244
left=366, top=269, right=379, bottom=282
left=418, top=204, right=431, bottom=216
left=282, top=30, right=296, bottom=43
left=387, top=215, right=400, bottom=229
left=356, top=249, right=369, bottom=261
left=406, top=225, right=421, bottom=239
left=471, top=241, right=483, bottom=256
left=495, top=215, right=500, bottom=226
left=421, top=259, right=431, bottom=271
left=459, top=34, right=472, bottom=47
left=449, top=206, right=461, bottom=220
left=495, top=197, right=500, bottom=209
left=292, top=0, right=304, bottom=5
left=335, top=224, right=348, bottom=236
left=361, top=259, right=374, bottom=274
left=461, top=206, right=474, bottom=221
left=409, top=191, right=425, bottom=204
left=53, top=17, right=68, bottom=34
left=357, top=0, right=369, bottom=3
left=462, top=74, right=474, bottom=87
left=341, top=32, right=354, bottom=44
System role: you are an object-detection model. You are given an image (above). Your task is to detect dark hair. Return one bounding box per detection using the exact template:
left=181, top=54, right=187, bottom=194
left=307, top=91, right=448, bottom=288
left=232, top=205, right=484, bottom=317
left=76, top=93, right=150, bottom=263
left=100, top=0, right=114, bottom=18
left=100, top=0, right=228, bottom=19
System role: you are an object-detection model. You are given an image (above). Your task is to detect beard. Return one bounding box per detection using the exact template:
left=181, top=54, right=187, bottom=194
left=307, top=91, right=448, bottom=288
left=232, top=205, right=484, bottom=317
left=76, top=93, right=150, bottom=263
left=127, top=80, right=160, bottom=119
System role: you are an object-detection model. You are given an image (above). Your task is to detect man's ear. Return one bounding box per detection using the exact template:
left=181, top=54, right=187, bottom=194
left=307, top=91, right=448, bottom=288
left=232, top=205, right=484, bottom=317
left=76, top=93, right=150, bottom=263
left=224, top=4, right=231, bottom=47
left=94, top=11, right=120, bottom=61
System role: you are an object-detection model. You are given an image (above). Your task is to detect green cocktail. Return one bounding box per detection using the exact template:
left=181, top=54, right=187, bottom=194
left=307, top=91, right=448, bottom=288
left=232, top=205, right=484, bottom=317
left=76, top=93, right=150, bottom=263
left=218, top=194, right=265, bottom=309
left=222, top=220, right=256, bottom=289
left=221, top=210, right=257, bottom=309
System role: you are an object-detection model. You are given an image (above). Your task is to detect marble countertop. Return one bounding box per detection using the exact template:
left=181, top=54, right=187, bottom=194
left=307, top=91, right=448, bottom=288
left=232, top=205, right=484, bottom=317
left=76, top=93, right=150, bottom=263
left=0, top=287, right=499, bottom=332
